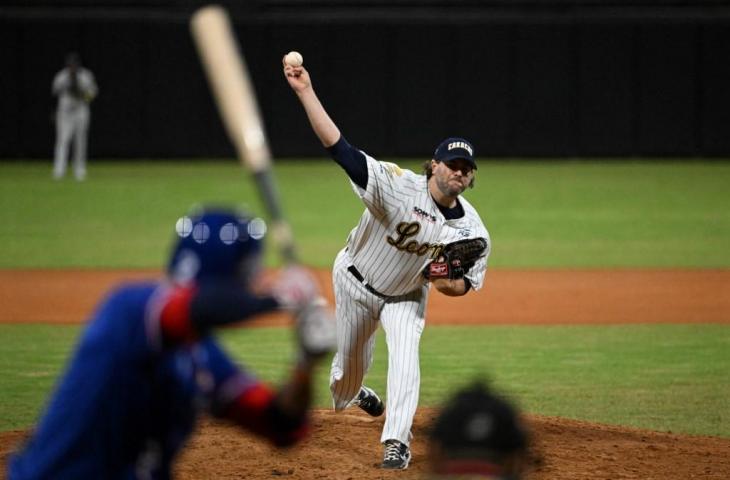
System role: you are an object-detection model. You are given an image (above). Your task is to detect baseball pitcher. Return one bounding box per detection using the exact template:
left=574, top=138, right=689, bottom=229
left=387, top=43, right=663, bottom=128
left=283, top=57, right=490, bottom=470
left=52, top=52, right=98, bottom=181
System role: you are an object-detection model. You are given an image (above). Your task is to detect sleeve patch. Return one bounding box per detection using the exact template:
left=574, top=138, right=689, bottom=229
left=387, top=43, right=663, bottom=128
left=379, top=161, right=403, bottom=177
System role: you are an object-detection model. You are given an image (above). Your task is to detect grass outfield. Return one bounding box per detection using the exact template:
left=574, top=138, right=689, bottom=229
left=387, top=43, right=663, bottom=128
left=1, top=323, right=728, bottom=437
left=2, top=159, right=729, bottom=268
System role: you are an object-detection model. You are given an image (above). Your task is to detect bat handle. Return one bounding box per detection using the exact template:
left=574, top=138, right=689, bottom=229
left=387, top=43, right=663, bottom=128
left=253, top=170, right=298, bottom=264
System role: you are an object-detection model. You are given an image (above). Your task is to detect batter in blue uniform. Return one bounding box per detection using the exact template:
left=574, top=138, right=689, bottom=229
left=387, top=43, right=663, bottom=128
left=8, top=208, right=335, bottom=480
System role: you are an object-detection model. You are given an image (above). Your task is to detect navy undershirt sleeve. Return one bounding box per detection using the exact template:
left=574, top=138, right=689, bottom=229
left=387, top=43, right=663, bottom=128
left=191, top=281, right=279, bottom=331
left=326, top=135, right=368, bottom=190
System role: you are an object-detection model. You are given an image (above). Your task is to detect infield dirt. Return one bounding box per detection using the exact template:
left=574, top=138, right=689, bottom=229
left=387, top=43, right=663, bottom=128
left=1, top=269, right=729, bottom=479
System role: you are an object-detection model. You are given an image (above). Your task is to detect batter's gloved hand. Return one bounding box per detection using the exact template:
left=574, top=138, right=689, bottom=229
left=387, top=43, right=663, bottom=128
left=272, top=266, right=320, bottom=310
left=424, top=237, right=488, bottom=280
left=295, top=297, right=336, bottom=362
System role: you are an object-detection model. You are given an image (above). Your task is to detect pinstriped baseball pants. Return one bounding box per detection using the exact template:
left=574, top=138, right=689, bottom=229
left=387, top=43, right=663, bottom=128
left=329, top=249, right=427, bottom=446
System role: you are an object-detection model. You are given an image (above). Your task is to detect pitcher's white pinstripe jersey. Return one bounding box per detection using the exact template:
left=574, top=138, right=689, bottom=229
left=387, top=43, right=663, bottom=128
left=344, top=153, right=490, bottom=296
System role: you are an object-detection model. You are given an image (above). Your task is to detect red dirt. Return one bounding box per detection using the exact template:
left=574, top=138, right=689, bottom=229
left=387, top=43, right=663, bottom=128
left=1, top=268, right=729, bottom=479
left=1, top=269, right=728, bottom=326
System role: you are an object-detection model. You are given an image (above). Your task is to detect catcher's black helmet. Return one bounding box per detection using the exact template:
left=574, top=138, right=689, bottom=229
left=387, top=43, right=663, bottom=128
left=429, top=381, right=528, bottom=471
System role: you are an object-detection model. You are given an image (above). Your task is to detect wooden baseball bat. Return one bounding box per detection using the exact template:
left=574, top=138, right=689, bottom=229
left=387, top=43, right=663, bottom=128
left=190, top=4, right=297, bottom=263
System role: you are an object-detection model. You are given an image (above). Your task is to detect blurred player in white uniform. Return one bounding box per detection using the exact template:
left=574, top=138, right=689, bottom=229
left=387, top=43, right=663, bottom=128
left=52, top=52, right=98, bottom=181
left=283, top=58, right=490, bottom=470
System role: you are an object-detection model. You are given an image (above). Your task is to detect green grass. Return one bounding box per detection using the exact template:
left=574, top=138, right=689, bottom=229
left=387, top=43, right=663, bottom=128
left=2, top=159, right=729, bottom=268
left=2, top=323, right=728, bottom=437
left=419, top=324, right=730, bottom=438
left=481, top=161, right=730, bottom=267
left=0, top=325, right=81, bottom=429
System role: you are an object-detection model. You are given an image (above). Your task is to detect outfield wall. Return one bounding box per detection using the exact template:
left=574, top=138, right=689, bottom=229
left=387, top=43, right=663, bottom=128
left=3, top=2, right=730, bottom=158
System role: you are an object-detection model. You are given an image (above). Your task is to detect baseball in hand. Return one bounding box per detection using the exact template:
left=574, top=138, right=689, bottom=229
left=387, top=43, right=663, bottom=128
left=284, top=51, right=303, bottom=67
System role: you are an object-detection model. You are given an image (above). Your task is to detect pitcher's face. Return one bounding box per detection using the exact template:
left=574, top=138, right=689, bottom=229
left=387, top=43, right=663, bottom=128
left=432, top=159, right=474, bottom=197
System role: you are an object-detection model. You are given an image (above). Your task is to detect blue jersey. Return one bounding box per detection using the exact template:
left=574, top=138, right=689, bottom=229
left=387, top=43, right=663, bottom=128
left=9, top=283, right=258, bottom=480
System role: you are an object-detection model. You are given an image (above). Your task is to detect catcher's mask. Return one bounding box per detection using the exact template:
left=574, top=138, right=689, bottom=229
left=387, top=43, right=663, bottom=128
left=167, top=207, right=266, bottom=285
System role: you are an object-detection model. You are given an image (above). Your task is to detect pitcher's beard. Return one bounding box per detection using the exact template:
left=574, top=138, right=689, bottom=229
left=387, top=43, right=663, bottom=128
left=436, top=177, right=467, bottom=198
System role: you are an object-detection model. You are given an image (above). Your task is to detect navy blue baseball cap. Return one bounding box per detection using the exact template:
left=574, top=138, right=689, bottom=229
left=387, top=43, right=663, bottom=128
left=433, top=137, right=477, bottom=169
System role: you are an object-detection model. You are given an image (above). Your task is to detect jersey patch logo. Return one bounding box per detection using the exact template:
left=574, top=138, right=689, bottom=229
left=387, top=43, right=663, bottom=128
left=457, top=228, right=472, bottom=238
left=429, top=263, right=449, bottom=276
left=413, top=206, right=437, bottom=223
left=379, top=161, right=403, bottom=177
left=386, top=221, right=444, bottom=258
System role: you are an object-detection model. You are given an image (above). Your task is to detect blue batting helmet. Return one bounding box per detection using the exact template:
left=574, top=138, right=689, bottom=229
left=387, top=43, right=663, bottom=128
left=167, top=207, right=266, bottom=283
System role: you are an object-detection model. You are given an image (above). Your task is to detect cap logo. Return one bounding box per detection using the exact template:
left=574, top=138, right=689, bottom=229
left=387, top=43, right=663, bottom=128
left=448, top=141, right=473, bottom=156
left=171, top=249, right=200, bottom=284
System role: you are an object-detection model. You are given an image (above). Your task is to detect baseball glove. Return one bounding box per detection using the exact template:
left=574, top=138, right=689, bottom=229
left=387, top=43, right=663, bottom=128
left=425, top=237, right=488, bottom=280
